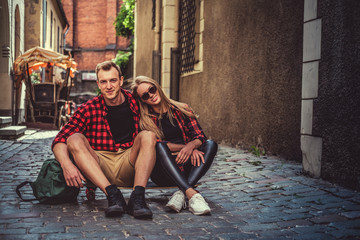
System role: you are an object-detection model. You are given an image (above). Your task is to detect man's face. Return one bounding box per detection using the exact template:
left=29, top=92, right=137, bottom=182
left=97, top=67, right=123, bottom=105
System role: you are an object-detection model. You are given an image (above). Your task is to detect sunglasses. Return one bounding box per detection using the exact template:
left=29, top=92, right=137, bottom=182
left=141, top=85, right=157, bottom=100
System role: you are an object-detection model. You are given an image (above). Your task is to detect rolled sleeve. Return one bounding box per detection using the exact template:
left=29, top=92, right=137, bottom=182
left=186, top=116, right=207, bottom=144
left=51, top=107, right=88, bottom=150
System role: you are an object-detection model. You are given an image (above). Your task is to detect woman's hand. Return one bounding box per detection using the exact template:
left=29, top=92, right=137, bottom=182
left=62, top=162, right=86, bottom=188
left=191, top=149, right=205, bottom=166
left=175, top=142, right=196, bottom=164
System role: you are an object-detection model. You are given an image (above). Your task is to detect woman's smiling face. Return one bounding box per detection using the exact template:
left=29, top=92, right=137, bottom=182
left=136, top=82, right=161, bottom=106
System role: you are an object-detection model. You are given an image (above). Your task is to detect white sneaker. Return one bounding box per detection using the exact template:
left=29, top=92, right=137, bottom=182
left=166, top=190, right=186, bottom=213
left=189, top=193, right=211, bottom=215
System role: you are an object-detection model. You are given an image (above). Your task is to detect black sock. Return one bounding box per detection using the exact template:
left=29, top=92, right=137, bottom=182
left=105, top=184, right=118, bottom=195
left=133, top=186, right=145, bottom=195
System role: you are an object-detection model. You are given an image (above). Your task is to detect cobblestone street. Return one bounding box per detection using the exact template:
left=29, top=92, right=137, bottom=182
left=0, top=130, right=359, bottom=239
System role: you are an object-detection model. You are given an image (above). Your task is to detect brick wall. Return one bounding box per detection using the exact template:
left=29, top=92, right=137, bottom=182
left=62, top=0, right=130, bottom=72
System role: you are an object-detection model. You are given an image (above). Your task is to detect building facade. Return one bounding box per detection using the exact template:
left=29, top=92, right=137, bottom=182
left=134, top=0, right=360, bottom=190
left=62, top=0, right=130, bottom=94
left=0, top=0, right=68, bottom=124
left=25, top=0, right=68, bottom=53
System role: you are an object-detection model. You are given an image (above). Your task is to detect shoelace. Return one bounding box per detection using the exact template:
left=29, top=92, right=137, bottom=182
left=133, top=194, right=148, bottom=208
left=182, top=201, right=187, bottom=209
left=108, top=191, right=125, bottom=206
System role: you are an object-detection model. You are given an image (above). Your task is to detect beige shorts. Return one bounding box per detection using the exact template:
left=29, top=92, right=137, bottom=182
left=95, top=147, right=135, bottom=187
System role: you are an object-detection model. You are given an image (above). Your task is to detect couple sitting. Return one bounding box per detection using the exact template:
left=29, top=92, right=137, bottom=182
left=52, top=61, right=217, bottom=219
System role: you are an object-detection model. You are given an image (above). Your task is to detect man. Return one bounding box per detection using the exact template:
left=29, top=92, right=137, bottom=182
left=52, top=61, right=156, bottom=219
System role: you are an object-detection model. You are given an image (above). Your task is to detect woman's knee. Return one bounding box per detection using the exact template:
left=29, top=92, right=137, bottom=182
left=203, top=139, right=218, bottom=153
left=156, top=141, right=168, bottom=151
left=156, top=142, right=172, bottom=160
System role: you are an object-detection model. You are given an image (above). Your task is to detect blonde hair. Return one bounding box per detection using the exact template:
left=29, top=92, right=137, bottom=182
left=95, top=60, right=122, bottom=81
left=131, top=76, right=196, bottom=139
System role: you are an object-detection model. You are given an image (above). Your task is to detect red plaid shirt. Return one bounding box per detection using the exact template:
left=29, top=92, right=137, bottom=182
left=52, top=89, right=140, bottom=151
left=150, top=105, right=207, bottom=144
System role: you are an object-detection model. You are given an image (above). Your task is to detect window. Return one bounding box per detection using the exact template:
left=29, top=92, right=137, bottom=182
left=53, top=18, right=56, bottom=50
left=178, top=0, right=203, bottom=75
left=42, top=0, right=47, bottom=47
left=152, top=0, right=156, bottom=29
left=50, top=10, right=53, bottom=48
left=57, top=26, right=60, bottom=52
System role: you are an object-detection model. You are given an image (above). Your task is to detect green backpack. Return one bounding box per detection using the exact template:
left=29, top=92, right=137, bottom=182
left=16, top=158, right=80, bottom=204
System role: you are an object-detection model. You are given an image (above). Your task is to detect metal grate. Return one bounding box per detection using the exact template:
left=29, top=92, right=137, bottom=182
left=178, top=0, right=196, bottom=74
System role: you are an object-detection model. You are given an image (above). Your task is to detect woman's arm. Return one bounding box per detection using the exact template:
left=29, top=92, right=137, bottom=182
left=173, top=139, right=203, bottom=164
left=166, top=142, right=185, bottom=152
left=167, top=139, right=202, bottom=152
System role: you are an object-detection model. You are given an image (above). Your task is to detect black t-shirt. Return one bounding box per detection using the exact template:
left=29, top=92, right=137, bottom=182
left=160, top=113, right=184, bottom=144
left=106, top=97, right=135, bottom=144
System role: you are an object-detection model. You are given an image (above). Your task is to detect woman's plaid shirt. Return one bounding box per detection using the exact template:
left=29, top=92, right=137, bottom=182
left=52, top=89, right=140, bottom=152
left=150, top=105, right=207, bottom=145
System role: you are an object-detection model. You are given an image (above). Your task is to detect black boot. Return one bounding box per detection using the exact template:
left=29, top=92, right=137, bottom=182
left=105, top=184, right=127, bottom=217
left=127, top=186, right=153, bottom=219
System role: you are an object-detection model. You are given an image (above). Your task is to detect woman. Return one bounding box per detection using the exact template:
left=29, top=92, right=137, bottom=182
left=131, top=76, right=218, bottom=215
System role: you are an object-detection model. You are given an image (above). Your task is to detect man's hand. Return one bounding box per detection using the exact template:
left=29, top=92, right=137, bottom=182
left=53, top=142, right=86, bottom=188
left=62, top=162, right=86, bottom=188
left=191, top=149, right=205, bottom=166
left=175, top=142, right=196, bottom=164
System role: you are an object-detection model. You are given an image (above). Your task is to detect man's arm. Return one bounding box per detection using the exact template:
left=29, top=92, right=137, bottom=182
left=53, top=143, right=85, bottom=188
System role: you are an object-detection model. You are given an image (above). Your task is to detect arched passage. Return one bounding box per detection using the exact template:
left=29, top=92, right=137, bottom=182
left=0, top=0, right=11, bottom=115
left=14, top=4, right=23, bottom=123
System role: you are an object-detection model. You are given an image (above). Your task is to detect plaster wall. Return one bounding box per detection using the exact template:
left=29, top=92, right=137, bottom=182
left=179, top=0, right=303, bottom=161
left=43, top=0, right=66, bottom=52
left=314, top=0, right=360, bottom=190
left=134, top=0, right=156, bottom=78
left=25, top=0, right=41, bottom=50
left=25, top=0, right=66, bottom=52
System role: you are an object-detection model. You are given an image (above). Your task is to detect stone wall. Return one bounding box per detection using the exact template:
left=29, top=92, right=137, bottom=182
left=313, top=0, right=360, bottom=190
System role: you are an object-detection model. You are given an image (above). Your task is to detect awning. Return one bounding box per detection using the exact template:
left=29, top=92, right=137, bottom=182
left=13, top=46, right=77, bottom=86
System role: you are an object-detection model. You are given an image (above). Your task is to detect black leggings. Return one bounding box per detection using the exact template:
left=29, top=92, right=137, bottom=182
left=150, top=140, right=218, bottom=192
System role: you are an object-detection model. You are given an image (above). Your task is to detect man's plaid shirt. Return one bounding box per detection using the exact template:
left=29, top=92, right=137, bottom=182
left=52, top=89, right=140, bottom=152
left=150, top=105, right=207, bottom=145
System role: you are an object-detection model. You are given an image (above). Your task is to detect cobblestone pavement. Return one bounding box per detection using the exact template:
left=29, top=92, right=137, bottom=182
left=0, top=130, right=360, bottom=240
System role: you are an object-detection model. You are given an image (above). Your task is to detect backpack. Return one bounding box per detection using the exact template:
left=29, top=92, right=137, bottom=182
left=16, top=158, right=80, bottom=204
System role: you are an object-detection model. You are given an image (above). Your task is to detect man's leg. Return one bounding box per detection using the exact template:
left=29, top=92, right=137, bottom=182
left=129, top=130, right=157, bottom=187
left=127, top=130, right=156, bottom=219
left=67, top=133, right=111, bottom=193
left=67, top=133, right=126, bottom=217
